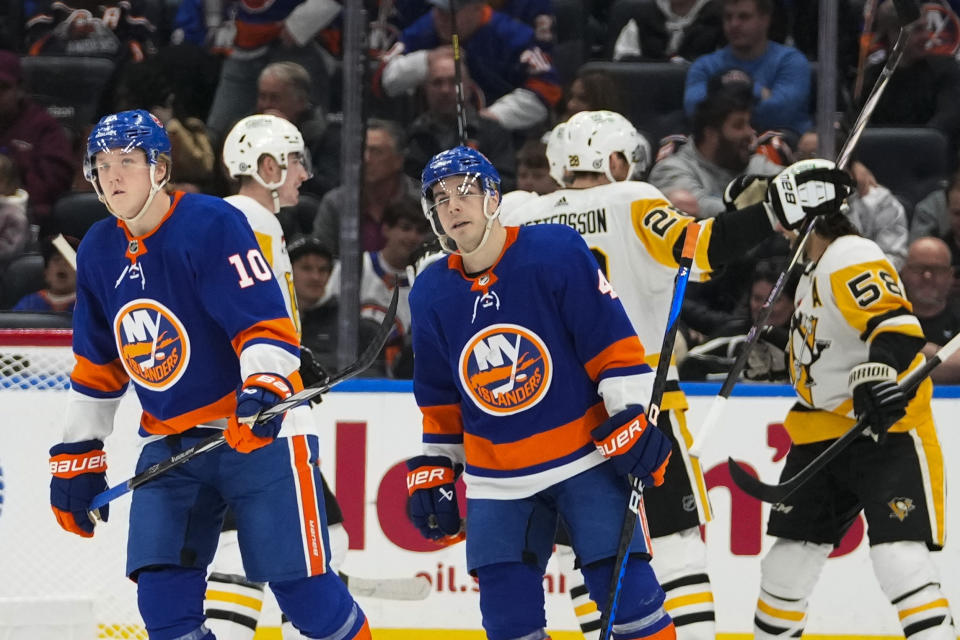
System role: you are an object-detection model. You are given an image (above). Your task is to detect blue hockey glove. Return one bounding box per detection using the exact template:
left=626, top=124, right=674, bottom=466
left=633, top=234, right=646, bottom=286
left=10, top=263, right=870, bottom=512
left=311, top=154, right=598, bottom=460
left=591, top=406, right=672, bottom=487
left=406, top=455, right=462, bottom=542
left=49, top=439, right=108, bottom=537
left=849, top=363, right=908, bottom=443
left=226, top=373, right=293, bottom=453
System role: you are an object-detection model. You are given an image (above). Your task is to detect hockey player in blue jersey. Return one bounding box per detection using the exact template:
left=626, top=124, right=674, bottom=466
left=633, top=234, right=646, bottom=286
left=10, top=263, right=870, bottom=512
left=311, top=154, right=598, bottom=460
left=406, top=145, right=677, bottom=640
left=47, top=110, right=371, bottom=640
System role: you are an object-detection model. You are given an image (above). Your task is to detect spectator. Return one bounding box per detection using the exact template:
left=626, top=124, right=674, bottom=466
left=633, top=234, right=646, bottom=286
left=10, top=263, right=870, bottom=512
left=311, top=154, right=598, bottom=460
left=404, top=48, right=516, bottom=190
left=0, top=50, right=73, bottom=234
left=0, top=153, right=27, bottom=273
left=24, top=0, right=159, bottom=63
left=561, top=68, right=624, bottom=120
left=683, top=0, right=812, bottom=136
left=941, top=179, right=960, bottom=267
left=377, top=0, right=562, bottom=131
left=648, top=89, right=780, bottom=217
left=256, top=61, right=336, bottom=198
left=680, top=257, right=793, bottom=381
left=515, top=138, right=558, bottom=194
left=611, top=0, right=724, bottom=63
left=394, top=0, right=555, bottom=44
left=204, top=0, right=340, bottom=140
left=795, top=133, right=908, bottom=269
left=13, top=235, right=78, bottom=313
left=290, top=236, right=339, bottom=370
left=901, top=236, right=960, bottom=383
left=912, top=168, right=960, bottom=241
left=114, top=57, right=216, bottom=193
left=312, top=119, right=420, bottom=255
left=360, top=197, right=429, bottom=376
left=853, top=0, right=960, bottom=154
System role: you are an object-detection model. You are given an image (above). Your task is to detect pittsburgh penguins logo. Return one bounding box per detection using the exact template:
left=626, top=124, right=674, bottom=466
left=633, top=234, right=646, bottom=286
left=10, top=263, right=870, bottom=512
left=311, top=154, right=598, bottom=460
left=458, top=324, right=552, bottom=416
left=114, top=299, right=190, bottom=391
left=888, top=497, right=916, bottom=522
left=789, top=311, right=830, bottom=404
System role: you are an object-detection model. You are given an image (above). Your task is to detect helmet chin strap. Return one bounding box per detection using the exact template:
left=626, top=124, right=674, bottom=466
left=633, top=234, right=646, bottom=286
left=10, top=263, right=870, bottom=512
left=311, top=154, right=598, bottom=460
left=99, top=164, right=169, bottom=228
left=253, top=167, right=287, bottom=214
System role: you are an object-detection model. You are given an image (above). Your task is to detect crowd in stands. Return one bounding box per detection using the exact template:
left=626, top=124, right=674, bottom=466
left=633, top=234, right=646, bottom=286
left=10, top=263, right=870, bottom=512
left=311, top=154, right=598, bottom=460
left=2, top=0, right=960, bottom=381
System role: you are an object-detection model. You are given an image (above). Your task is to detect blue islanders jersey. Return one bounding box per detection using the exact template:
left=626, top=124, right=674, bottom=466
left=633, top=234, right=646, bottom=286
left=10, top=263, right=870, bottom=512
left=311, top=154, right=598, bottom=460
left=410, top=225, right=654, bottom=500
left=65, top=192, right=302, bottom=442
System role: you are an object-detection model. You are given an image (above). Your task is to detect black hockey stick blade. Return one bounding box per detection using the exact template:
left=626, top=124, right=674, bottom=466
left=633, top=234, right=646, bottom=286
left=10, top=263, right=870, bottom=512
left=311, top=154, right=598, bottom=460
left=89, top=287, right=400, bottom=513
left=728, top=330, right=960, bottom=504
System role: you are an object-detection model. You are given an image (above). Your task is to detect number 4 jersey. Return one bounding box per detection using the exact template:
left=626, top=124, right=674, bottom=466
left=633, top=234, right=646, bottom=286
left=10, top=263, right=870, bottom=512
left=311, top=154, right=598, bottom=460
left=785, top=234, right=933, bottom=444
left=67, top=192, right=303, bottom=443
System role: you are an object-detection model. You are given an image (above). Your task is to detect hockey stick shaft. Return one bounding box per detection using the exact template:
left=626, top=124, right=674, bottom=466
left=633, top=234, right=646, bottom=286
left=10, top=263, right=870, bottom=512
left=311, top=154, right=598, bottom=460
left=729, top=329, right=960, bottom=504
left=599, top=223, right=700, bottom=640
left=449, top=0, right=468, bottom=146
left=89, top=288, right=400, bottom=513
left=689, top=0, right=919, bottom=459
left=340, top=572, right=432, bottom=600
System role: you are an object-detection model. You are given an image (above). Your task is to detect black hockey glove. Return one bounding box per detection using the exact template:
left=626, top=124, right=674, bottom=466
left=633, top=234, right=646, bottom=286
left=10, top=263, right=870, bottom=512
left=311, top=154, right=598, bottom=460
left=300, top=345, right=330, bottom=406
left=848, top=362, right=908, bottom=443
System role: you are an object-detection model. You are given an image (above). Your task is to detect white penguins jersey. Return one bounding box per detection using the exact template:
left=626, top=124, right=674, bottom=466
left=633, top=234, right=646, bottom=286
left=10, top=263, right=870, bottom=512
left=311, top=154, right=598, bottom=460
left=500, top=181, right=716, bottom=411
left=784, top=234, right=933, bottom=444
left=225, top=194, right=300, bottom=337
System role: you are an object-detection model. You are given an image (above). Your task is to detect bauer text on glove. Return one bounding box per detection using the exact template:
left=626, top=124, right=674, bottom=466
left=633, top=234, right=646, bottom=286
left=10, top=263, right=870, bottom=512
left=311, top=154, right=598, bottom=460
left=591, top=405, right=672, bottom=487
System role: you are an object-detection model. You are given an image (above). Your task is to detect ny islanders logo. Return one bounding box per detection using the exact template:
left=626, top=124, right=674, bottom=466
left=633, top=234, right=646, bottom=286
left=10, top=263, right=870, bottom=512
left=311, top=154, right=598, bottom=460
left=458, top=324, right=552, bottom=416
left=114, top=300, right=190, bottom=390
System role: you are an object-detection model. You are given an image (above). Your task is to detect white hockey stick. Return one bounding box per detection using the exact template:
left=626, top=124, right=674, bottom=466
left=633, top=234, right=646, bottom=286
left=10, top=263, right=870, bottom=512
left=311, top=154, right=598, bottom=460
left=340, top=572, right=432, bottom=600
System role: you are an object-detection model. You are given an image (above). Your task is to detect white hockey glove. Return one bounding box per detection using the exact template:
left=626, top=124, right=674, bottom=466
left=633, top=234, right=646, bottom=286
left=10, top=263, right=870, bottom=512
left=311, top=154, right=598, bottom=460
left=764, top=159, right=854, bottom=231
left=723, top=174, right=769, bottom=211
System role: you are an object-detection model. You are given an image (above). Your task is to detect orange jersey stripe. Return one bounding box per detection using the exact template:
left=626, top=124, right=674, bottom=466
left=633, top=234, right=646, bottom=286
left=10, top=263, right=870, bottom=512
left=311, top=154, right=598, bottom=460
left=231, top=317, right=300, bottom=358
left=71, top=354, right=129, bottom=393
left=291, top=435, right=327, bottom=576
left=464, top=402, right=607, bottom=471
left=525, top=76, right=563, bottom=107
left=422, top=403, right=464, bottom=436
left=584, top=336, right=648, bottom=381
left=140, top=392, right=236, bottom=435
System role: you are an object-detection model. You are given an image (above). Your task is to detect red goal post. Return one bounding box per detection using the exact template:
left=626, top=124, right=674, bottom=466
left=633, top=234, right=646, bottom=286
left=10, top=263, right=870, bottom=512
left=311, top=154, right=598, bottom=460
left=0, top=328, right=148, bottom=639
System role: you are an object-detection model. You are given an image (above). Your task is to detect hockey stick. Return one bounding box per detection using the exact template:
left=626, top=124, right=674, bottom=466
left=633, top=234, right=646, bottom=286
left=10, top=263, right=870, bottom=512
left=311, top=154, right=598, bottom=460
left=88, top=287, right=400, bottom=513
left=688, top=0, right=920, bottom=460
left=599, top=223, right=701, bottom=640
left=339, top=572, right=432, bottom=600
left=449, top=0, right=469, bottom=146
left=728, top=330, right=960, bottom=504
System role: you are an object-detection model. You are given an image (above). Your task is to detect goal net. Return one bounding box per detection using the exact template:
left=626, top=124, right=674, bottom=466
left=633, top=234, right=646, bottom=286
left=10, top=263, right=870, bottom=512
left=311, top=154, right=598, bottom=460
left=0, top=329, right=148, bottom=639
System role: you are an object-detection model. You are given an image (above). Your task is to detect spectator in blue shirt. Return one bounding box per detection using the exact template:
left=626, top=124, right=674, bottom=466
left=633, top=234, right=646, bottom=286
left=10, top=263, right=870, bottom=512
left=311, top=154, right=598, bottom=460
left=684, top=0, right=811, bottom=137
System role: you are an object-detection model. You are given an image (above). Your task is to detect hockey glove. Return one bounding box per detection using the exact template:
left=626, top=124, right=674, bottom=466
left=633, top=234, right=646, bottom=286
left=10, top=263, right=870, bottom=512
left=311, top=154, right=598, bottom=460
left=723, top=174, right=770, bottom=212
left=591, top=406, right=672, bottom=487
left=49, top=439, right=108, bottom=537
left=226, top=373, right=293, bottom=453
left=848, top=363, right=908, bottom=442
left=406, top=455, right=462, bottom=541
left=765, top=159, right=854, bottom=231
left=300, top=345, right=330, bottom=406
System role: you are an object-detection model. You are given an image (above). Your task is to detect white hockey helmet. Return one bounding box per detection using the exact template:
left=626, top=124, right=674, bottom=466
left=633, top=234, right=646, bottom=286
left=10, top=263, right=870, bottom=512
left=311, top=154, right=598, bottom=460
left=545, top=121, right=568, bottom=187
left=223, top=114, right=307, bottom=192
left=563, top=110, right=651, bottom=183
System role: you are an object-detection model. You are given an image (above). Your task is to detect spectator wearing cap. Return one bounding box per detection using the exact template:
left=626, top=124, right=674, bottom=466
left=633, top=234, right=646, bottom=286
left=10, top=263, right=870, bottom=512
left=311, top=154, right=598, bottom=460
left=683, top=0, right=811, bottom=136
left=312, top=119, right=420, bottom=256
left=376, top=0, right=562, bottom=132
left=404, top=47, right=516, bottom=191
left=13, top=235, right=79, bottom=313
left=0, top=50, right=73, bottom=235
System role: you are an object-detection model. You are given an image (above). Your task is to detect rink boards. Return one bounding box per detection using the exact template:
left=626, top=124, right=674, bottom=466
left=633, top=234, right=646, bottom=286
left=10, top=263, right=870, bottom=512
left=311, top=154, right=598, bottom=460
left=1, top=381, right=958, bottom=638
